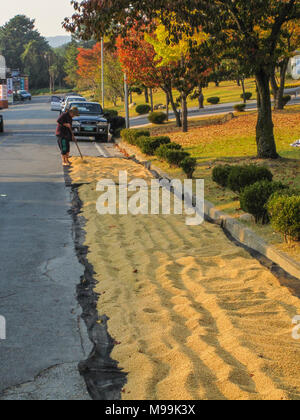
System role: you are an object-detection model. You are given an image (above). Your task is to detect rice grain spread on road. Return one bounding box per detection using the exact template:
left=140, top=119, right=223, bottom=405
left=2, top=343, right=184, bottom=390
left=70, top=156, right=300, bottom=401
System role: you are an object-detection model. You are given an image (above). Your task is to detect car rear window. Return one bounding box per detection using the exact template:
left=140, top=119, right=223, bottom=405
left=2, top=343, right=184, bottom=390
left=51, top=96, right=61, bottom=103
left=72, top=103, right=103, bottom=114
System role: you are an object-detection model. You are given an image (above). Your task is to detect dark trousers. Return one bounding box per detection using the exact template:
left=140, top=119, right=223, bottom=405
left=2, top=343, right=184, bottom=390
left=57, top=136, right=70, bottom=156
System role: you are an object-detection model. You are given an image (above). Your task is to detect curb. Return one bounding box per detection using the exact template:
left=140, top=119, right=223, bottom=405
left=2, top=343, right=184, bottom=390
left=119, top=141, right=300, bottom=281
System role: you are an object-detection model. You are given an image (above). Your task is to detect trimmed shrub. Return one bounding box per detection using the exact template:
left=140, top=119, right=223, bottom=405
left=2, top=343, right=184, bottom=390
left=212, top=165, right=233, bottom=188
left=109, top=116, right=126, bottom=134
left=139, top=136, right=171, bottom=155
left=136, top=104, right=151, bottom=115
left=241, top=92, right=253, bottom=101
left=234, top=104, right=246, bottom=112
left=121, top=128, right=150, bottom=145
left=148, top=112, right=167, bottom=125
left=164, top=150, right=189, bottom=167
left=267, top=192, right=300, bottom=242
left=103, top=109, right=118, bottom=118
left=227, top=165, right=273, bottom=193
left=207, top=97, right=220, bottom=105
left=155, top=143, right=183, bottom=160
left=240, top=181, right=287, bottom=224
left=180, top=157, right=197, bottom=179
left=282, top=95, right=292, bottom=107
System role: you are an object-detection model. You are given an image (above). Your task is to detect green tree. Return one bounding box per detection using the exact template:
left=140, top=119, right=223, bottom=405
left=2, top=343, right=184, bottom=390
left=64, top=42, right=80, bottom=87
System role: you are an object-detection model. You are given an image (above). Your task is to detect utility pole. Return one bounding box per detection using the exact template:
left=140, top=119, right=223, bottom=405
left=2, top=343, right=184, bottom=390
left=101, top=38, right=105, bottom=109
left=124, top=73, right=130, bottom=129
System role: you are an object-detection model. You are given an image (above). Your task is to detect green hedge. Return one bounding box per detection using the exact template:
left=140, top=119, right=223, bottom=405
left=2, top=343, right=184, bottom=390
left=240, top=181, right=287, bottom=224
left=148, top=112, right=167, bottom=125
left=267, top=191, right=300, bottom=242
left=164, top=150, right=189, bottom=166
left=136, top=104, right=151, bottom=115
left=138, top=136, right=171, bottom=155
left=103, top=109, right=118, bottom=118
left=180, top=157, right=197, bottom=179
left=234, top=104, right=246, bottom=112
left=121, top=128, right=150, bottom=145
left=227, top=165, right=273, bottom=193
left=155, top=143, right=182, bottom=159
left=212, top=165, right=232, bottom=188
left=207, top=97, right=220, bottom=105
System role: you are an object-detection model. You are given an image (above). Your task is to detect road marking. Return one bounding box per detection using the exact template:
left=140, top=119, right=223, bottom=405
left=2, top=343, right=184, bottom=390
left=94, top=142, right=109, bottom=157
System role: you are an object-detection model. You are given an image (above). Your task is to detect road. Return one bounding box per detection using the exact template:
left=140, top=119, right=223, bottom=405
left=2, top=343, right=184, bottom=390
left=130, top=97, right=300, bottom=127
left=0, top=96, right=117, bottom=400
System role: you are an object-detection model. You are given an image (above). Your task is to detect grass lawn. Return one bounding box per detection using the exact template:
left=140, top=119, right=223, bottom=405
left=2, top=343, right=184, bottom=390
left=79, top=76, right=300, bottom=118
left=121, top=106, right=300, bottom=259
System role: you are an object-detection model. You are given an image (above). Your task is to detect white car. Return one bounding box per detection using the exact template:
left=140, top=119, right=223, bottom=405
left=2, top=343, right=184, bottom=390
left=50, top=95, right=62, bottom=111
left=61, top=96, right=87, bottom=113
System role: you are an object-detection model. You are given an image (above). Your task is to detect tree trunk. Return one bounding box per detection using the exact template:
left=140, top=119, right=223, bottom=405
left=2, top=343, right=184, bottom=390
left=144, top=87, right=149, bottom=104
left=241, top=77, right=246, bottom=103
left=182, top=93, right=188, bottom=133
left=255, top=70, right=278, bottom=159
left=274, top=59, right=289, bottom=110
left=166, top=92, right=169, bottom=121
left=129, top=91, right=133, bottom=104
left=150, top=88, right=154, bottom=112
left=198, top=87, right=204, bottom=109
left=168, top=89, right=182, bottom=127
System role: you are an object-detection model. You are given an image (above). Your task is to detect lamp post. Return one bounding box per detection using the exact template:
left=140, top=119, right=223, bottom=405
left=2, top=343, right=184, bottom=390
left=101, top=38, right=105, bottom=109
left=124, top=73, right=130, bottom=128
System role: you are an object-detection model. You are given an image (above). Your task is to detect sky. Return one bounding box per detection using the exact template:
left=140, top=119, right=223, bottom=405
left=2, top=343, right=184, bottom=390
left=0, top=0, right=75, bottom=37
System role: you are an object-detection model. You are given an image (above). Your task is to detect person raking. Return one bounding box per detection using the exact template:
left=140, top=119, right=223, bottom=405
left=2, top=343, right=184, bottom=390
left=56, top=107, right=79, bottom=166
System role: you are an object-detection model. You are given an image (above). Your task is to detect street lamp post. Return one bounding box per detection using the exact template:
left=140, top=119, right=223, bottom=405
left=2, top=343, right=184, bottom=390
left=124, top=73, right=130, bottom=129
left=101, top=38, right=105, bottom=109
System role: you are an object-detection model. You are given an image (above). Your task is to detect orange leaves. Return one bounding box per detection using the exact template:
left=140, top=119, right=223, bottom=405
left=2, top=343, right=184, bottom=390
left=77, top=43, right=102, bottom=84
left=116, top=29, right=163, bottom=87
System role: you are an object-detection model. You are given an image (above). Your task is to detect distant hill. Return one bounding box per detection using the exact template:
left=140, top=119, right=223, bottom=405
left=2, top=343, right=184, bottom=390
left=47, top=36, right=72, bottom=48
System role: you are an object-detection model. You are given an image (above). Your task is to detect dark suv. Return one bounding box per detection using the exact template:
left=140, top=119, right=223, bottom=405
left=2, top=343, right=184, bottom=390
left=70, top=102, right=110, bottom=142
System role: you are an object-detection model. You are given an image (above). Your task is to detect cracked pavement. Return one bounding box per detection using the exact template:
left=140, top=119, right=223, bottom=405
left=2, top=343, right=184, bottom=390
left=0, top=97, right=99, bottom=400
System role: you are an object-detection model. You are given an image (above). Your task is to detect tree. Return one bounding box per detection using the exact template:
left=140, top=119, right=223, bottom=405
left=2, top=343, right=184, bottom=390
left=0, top=15, right=50, bottom=89
left=64, top=0, right=300, bottom=159
left=145, top=23, right=212, bottom=132
left=116, top=28, right=183, bottom=127
left=76, top=43, right=101, bottom=93
left=21, top=39, right=50, bottom=89
left=271, top=21, right=300, bottom=110
left=64, top=42, right=80, bottom=87
left=103, top=51, right=124, bottom=106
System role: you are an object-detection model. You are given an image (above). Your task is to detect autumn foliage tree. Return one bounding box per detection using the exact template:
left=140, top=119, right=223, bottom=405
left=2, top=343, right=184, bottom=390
left=77, top=42, right=124, bottom=105
left=65, top=0, right=300, bottom=158
left=116, top=28, right=183, bottom=127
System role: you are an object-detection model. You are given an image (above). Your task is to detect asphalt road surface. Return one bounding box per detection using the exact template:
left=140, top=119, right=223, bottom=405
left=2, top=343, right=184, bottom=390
left=0, top=96, right=118, bottom=400
left=131, top=97, right=300, bottom=127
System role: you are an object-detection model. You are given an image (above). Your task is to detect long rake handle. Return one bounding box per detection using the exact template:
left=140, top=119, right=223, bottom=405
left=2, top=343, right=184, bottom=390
left=69, top=128, right=83, bottom=160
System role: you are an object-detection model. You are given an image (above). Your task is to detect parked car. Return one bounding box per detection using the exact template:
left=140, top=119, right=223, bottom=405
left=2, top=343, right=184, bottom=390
left=17, top=90, right=32, bottom=101
left=61, top=96, right=87, bottom=113
left=0, top=114, right=3, bottom=133
left=71, top=102, right=110, bottom=142
left=60, top=93, right=83, bottom=111
left=51, top=95, right=62, bottom=111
